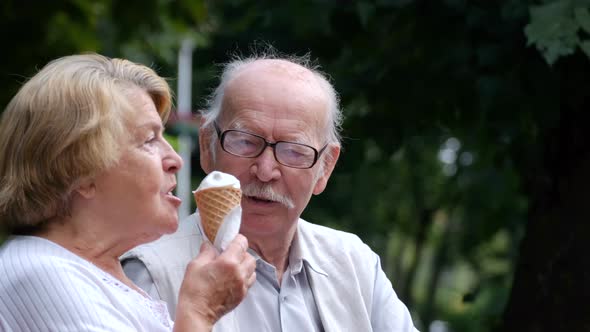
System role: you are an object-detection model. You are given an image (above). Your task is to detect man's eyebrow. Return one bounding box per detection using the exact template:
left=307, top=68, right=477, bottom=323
left=230, top=122, right=313, bottom=144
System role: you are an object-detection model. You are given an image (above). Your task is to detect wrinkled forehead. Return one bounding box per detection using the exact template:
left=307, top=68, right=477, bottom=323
left=112, top=86, right=163, bottom=139
left=223, top=60, right=330, bottom=130
left=234, top=59, right=323, bottom=90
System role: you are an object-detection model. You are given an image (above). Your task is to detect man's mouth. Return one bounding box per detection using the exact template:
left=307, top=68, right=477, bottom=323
left=242, top=183, right=295, bottom=208
left=247, top=195, right=275, bottom=204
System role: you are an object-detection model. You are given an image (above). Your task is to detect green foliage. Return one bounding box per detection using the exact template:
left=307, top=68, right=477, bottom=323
left=164, top=133, right=180, bottom=152
left=525, top=0, right=590, bottom=65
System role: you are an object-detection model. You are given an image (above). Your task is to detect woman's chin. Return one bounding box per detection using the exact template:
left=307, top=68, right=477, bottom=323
left=161, top=217, right=180, bottom=235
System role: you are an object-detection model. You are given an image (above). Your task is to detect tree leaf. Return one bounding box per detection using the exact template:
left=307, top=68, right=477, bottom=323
left=574, top=6, right=590, bottom=34
left=525, top=1, right=579, bottom=65
left=579, top=40, right=590, bottom=57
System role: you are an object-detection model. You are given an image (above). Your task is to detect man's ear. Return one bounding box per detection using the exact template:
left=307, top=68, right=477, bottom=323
left=313, top=144, right=341, bottom=195
left=74, top=178, right=96, bottom=199
left=199, top=117, right=214, bottom=174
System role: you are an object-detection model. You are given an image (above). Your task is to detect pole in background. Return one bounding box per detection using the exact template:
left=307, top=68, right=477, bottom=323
left=177, top=38, right=195, bottom=220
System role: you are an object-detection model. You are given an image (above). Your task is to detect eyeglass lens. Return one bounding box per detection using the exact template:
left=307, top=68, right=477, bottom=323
left=223, top=130, right=316, bottom=168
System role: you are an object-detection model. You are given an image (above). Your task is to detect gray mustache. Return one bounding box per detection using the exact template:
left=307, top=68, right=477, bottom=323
left=242, top=182, right=295, bottom=209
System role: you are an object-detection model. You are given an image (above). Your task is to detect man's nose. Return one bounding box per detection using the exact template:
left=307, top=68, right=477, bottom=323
left=251, top=146, right=280, bottom=182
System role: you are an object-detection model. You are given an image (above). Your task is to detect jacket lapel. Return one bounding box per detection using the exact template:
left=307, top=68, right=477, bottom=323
left=299, top=220, right=369, bottom=332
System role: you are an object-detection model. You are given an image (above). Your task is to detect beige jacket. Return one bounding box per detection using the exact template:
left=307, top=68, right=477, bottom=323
left=122, top=214, right=418, bottom=332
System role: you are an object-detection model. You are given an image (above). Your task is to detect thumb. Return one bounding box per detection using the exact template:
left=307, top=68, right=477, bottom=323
left=195, top=241, right=218, bottom=264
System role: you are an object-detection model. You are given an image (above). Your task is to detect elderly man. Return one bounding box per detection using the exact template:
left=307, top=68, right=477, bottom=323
left=122, top=52, right=418, bottom=331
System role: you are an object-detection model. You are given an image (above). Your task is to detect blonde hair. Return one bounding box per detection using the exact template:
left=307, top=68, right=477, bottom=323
left=0, top=53, right=171, bottom=232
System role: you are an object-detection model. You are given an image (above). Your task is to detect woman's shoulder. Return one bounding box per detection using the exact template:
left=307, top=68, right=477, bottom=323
left=1, top=236, right=83, bottom=271
left=0, top=236, right=99, bottom=290
left=0, top=236, right=157, bottom=331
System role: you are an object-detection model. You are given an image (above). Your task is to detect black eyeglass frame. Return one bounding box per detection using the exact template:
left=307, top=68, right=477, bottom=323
left=213, top=121, right=328, bottom=169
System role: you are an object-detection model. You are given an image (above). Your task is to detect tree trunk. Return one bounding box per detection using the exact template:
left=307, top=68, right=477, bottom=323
left=421, top=215, right=451, bottom=327
left=500, top=53, right=590, bottom=331
left=389, top=231, right=408, bottom=293
left=401, top=208, right=432, bottom=308
left=401, top=144, right=434, bottom=307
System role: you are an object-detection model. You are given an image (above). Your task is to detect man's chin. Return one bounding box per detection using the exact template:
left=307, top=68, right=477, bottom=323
left=240, top=213, right=300, bottom=238
left=240, top=217, right=279, bottom=236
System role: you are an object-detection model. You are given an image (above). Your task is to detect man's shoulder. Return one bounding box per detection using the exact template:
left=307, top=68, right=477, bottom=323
left=298, top=219, right=374, bottom=256
left=297, top=219, right=382, bottom=290
left=160, top=213, right=201, bottom=242
left=122, top=213, right=203, bottom=262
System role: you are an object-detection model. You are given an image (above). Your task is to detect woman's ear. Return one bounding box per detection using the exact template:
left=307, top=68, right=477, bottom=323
left=74, top=178, right=96, bottom=199
left=313, top=144, right=341, bottom=195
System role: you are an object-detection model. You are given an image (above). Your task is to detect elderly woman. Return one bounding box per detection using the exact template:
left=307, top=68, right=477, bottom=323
left=0, top=54, right=256, bottom=331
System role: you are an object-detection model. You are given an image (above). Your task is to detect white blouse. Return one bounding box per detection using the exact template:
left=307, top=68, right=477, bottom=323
left=0, top=235, right=173, bottom=331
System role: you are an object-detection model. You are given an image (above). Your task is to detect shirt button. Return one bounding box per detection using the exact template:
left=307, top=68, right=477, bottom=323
left=282, top=296, right=288, bottom=302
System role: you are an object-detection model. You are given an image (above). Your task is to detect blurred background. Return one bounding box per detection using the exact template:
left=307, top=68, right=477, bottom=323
left=2, top=1, right=590, bottom=331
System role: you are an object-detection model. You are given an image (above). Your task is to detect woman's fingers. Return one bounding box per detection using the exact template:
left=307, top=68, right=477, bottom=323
left=247, top=271, right=257, bottom=288
left=178, top=234, right=257, bottom=323
left=192, top=241, right=218, bottom=269
left=221, top=234, right=248, bottom=261
left=242, top=251, right=256, bottom=279
left=199, top=241, right=218, bottom=258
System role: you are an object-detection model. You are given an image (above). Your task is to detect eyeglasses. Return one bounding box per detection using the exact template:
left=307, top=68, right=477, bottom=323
left=214, top=122, right=328, bottom=169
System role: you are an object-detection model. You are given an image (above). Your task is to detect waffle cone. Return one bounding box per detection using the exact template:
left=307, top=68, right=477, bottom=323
left=194, top=186, right=242, bottom=243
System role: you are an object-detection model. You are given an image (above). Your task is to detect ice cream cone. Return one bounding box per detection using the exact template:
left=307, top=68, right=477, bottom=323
left=194, top=185, right=242, bottom=243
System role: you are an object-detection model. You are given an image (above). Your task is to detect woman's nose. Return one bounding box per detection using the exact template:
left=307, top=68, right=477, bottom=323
left=163, top=142, right=183, bottom=173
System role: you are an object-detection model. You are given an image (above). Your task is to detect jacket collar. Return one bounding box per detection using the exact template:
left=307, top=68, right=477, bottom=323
left=246, top=221, right=329, bottom=277
left=297, top=219, right=329, bottom=277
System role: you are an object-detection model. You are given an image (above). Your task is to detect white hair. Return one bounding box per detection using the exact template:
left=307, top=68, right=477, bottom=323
left=200, top=48, right=343, bottom=170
